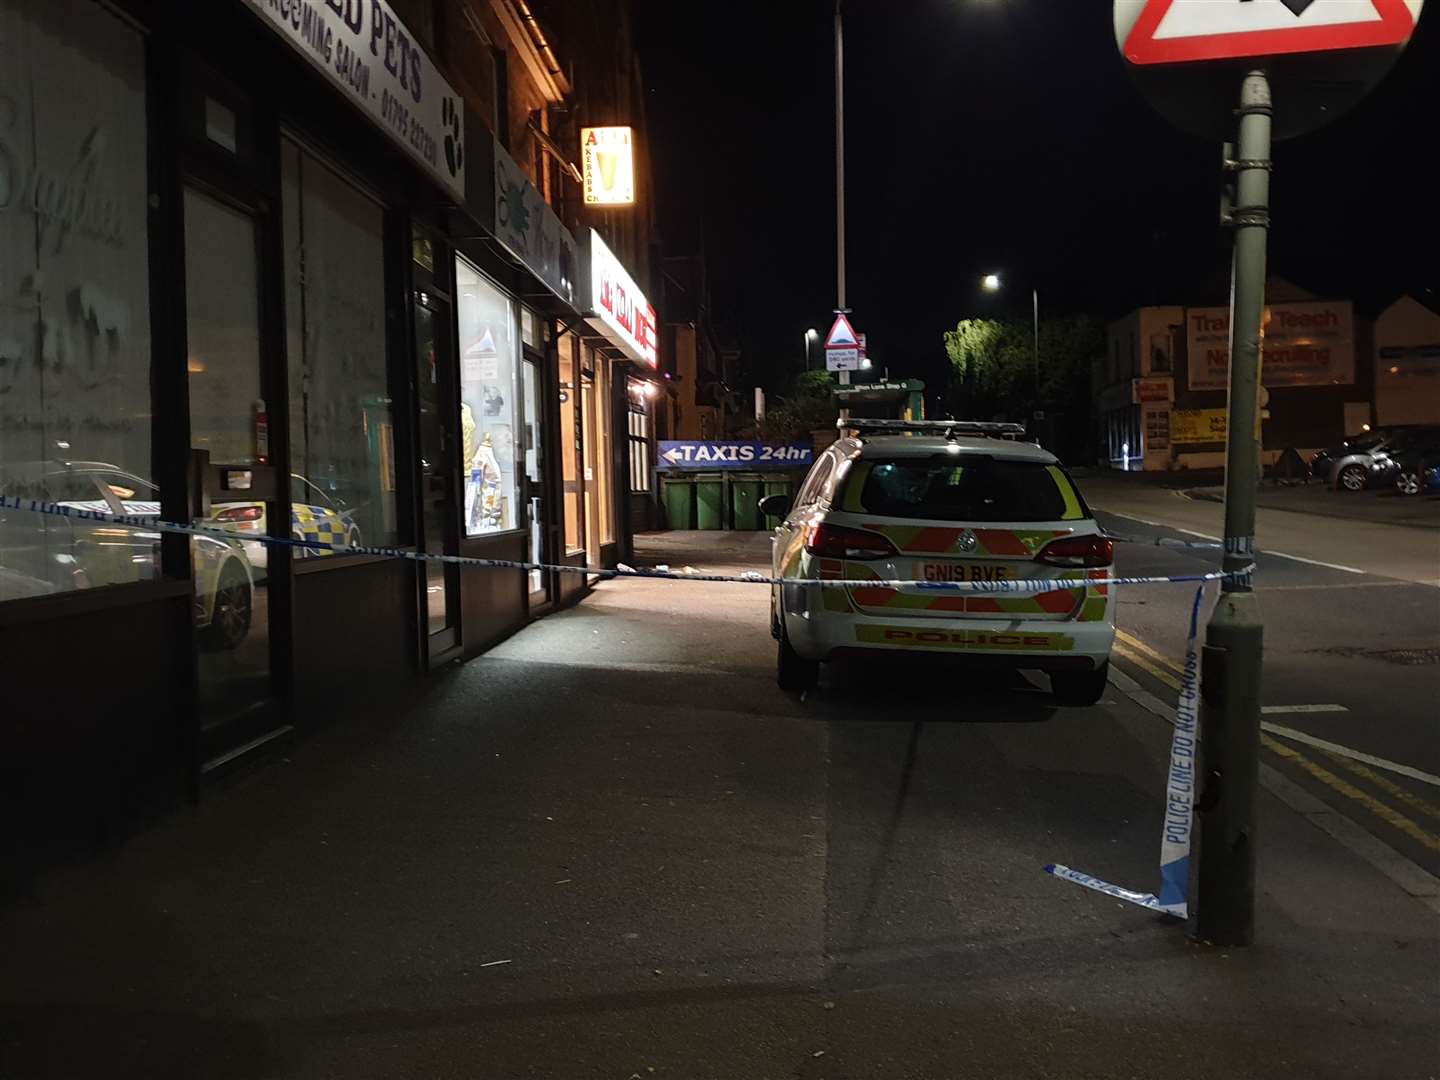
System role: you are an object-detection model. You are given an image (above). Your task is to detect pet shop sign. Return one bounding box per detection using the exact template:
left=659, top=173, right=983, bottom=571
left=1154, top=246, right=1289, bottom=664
left=239, top=0, right=465, bottom=200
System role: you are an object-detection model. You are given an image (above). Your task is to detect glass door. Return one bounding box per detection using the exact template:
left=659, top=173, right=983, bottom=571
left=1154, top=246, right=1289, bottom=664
left=183, top=186, right=278, bottom=752
left=558, top=333, right=585, bottom=558
left=522, top=356, right=549, bottom=606
left=414, top=292, right=460, bottom=657
left=581, top=364, right=599, bottom=571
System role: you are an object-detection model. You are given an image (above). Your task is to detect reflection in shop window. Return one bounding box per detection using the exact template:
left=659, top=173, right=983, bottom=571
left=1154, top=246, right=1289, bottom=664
left=0, top=0, right=154, bottom=602
left=281, top=140, right=396, bottom=554
left=457, top=258, right=520, bottom=535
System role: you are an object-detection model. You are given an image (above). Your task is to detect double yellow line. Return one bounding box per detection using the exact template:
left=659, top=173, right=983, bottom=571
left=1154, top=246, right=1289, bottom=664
left=1113, top=629, right=1440, bottom=853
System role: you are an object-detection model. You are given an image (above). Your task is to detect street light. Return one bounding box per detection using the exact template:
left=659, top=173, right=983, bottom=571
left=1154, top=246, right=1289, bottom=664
left=981, top=272, right=1040, bottom=405
left=803, top=327, right=819, bottom=370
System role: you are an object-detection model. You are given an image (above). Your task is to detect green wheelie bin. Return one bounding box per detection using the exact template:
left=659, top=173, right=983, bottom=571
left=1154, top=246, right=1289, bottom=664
left=731, top=475, right=764, bottom=531
left=662, top=476, right=695, bottom=530
left=695, top=473, right=724, bottom=530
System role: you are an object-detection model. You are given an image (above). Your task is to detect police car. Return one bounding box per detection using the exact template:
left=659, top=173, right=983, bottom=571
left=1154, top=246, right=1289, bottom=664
left=759, top=420, right=1115, bottom=704
left=210, top=475, right=361, bottom=567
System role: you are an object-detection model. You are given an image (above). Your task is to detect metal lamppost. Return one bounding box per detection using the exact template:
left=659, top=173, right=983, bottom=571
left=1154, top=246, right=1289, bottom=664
left=983, top=273, right=1041, bottom=402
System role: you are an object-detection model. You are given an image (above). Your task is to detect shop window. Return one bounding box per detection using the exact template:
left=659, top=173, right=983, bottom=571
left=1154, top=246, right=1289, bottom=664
left=456, top=257, right=519, bottom=535
left=281, top=140, right=396, bottom=553
left=0, top=0, right=153, bottom=601
left=628, top=409, right=651, bottom=493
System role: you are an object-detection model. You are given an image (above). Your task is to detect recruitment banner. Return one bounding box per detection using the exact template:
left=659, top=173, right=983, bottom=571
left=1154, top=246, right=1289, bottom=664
left=1171, top=408, right=1227, bottom=445
left=1186, top=301, right=1355, bottom=391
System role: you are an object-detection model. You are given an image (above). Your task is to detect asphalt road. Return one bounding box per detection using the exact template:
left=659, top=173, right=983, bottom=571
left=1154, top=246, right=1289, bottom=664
left=1080, top=474, right=1440, bottom=879
left=4, top=516, right=1438, bottom=1078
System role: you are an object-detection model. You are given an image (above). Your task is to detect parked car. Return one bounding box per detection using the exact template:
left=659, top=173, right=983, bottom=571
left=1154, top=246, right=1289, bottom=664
left=1392, top=443, right=1440, bottom=496
left=760, top=419, right=1114, bottom=704
left=1311, top=425, right=1440, bottom=492
left=0, top=461, right=255, bottom=649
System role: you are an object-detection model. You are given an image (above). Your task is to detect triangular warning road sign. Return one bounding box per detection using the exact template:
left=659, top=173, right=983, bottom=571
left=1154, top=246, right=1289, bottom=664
left=1125, top=0, right=1418, bottom=65
left=824, top=313, right=859, bottom=348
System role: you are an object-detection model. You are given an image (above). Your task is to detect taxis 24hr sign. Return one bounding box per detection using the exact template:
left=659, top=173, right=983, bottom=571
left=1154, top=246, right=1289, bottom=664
left=659, top=442, right=814, bottom=470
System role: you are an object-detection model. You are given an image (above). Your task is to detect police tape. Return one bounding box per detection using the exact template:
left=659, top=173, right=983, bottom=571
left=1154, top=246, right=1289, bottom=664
left=0, top=495, right=1252, bottom=594
left=1044, top=585, right=1205, bottom=920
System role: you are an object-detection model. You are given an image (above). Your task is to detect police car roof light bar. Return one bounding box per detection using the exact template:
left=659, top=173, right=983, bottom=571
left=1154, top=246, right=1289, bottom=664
left=838, top=419, right=1030, bottom=441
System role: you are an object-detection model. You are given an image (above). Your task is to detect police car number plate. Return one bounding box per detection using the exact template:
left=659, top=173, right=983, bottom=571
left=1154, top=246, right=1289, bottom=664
left=919, top=562, right=1013, bottom=583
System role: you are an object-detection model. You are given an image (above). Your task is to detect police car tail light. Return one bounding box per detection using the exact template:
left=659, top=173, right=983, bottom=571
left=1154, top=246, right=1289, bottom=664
left=805, top=523, right=896, bottom=561
left=215, top=506, right=263, bottom=523
left=1035, top=535, right=1113, bottom=569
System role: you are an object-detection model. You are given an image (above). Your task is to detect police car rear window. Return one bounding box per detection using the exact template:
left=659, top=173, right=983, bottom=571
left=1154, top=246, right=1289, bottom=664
left=845, top=456, right=1086, bottom=522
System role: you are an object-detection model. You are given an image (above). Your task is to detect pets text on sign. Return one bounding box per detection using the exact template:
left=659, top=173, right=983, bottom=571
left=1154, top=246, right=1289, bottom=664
left=239, top=0, right=466, bottom=199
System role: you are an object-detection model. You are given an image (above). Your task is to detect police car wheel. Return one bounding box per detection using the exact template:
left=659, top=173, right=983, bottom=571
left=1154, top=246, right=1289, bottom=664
left=777, top=625, right=819, bottom=692
left=1051, top=662, right=1108, bottom=707
left=202, top=562, right=253, bottom=651
left=1337, top=464, right=1367, bottom=492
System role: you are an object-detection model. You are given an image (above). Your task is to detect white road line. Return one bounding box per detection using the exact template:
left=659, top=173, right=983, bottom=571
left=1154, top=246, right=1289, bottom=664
left=1263, top=550, right=1365, bottom=575
left=1261, top=722, right=1440, bottom=789
left=1101, top=509, right=1370, bottom=575
left=1261, top=704, right=1350, bottom=715
left=1258, top=581, right=1412, bottom=592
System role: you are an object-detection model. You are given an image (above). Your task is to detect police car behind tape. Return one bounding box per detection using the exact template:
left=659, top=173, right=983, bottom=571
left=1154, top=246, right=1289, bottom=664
left=759, top=420, right=1115, bottom=704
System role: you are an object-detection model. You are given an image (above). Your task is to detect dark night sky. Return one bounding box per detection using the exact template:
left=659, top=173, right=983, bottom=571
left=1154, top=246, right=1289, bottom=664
left=634, top=1, right=1440, bottom=399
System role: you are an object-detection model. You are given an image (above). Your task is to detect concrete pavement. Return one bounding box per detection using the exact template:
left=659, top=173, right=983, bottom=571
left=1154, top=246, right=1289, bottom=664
left=2, top=532, right=1437, bottom=1078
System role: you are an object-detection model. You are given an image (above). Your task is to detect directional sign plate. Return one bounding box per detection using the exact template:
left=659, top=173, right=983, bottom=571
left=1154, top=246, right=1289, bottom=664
left=1125, top=0, right=1419, bottom=65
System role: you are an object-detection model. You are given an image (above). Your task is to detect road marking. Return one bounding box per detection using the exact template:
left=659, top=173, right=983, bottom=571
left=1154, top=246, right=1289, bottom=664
left=1260, top=735, right=1440, bottom=853
left=1115, top=628, right=1176, bottom=665
left=1113, top=642, right=1182, bottom=691
left=1102, top=510, right=1370, bottom=576
left=1120, top=632, right=1438, bottom=790
left=1257, top=581, right=1412, bottom=592
left=1263, top=550, right=1365, bottom=575
left=1261, top=723, right=1440, bottom=790
left=1107, top=665, right=1440, bottom=914
left=1258, top=764, right=1440, bottom=915
left=1321, top=752, right=1440, bottom=823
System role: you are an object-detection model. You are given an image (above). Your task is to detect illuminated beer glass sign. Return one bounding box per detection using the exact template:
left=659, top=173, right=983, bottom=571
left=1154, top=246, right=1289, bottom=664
left=581, top=126, right=635, bottom=206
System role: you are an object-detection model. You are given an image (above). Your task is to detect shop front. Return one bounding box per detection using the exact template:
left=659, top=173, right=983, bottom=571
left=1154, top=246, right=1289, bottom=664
left=0, top=0, right=570, bottom=849
left=570, top=227, right=658, bottom=578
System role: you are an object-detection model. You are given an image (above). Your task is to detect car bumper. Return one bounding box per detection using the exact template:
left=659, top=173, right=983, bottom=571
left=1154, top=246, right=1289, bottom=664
left=780, top=584, right=1114, bottom=672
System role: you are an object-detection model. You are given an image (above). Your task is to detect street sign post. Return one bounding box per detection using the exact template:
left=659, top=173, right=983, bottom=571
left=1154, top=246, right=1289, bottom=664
left=1113, top=0, right=1424, bottom=947
left=825, top=313, right=862, bottom=372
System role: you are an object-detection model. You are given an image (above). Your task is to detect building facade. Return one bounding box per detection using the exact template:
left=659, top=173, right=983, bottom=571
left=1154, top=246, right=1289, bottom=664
left=0, top=0, right=661, bottom=854
left=1095, top=279, right=1390, bottom=471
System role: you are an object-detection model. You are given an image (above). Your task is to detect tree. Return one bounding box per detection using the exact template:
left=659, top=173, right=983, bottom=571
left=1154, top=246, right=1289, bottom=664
left=759, top=370, right=839, bottom=444
left=942, top=314, right=1104, bottom=459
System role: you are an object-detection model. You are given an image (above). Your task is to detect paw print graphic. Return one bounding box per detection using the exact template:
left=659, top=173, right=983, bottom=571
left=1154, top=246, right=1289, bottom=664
left=442, top=97, right=464, bottom=178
